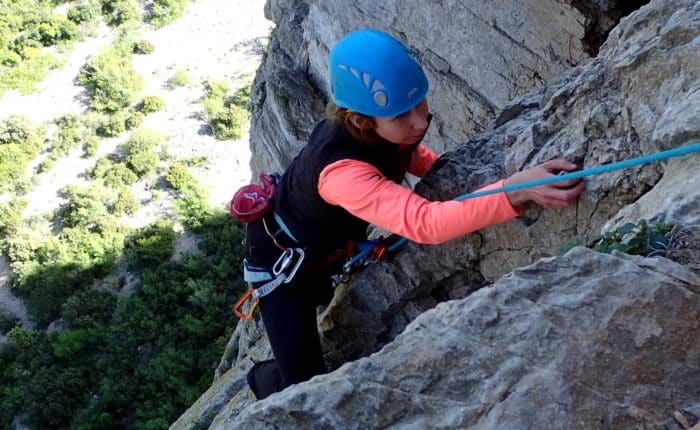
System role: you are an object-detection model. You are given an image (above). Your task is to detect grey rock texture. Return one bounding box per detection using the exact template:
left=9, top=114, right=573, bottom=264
left=249, top=0, right=592, bottom=177
left=319, top=0, right=700, bottom=367
left=175, top=0, right=700, bottom=428
left=214, top=247, right=700, bottom=429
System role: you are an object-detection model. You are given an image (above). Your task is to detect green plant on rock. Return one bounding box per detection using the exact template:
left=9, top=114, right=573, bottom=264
left=560, top=219, right=675, bottom=257
left=78, top=47, right=144, bottom=113
left=592, top=219, right=673, bottom=256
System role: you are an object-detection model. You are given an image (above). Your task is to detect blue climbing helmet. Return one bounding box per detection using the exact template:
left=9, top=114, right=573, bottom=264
left=328, top=29, right=429, bottom=118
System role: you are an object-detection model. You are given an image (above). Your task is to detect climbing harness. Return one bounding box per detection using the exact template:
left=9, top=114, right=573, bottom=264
left=231, top=141, right=700, bottom=320
left=234, top=247, right=305, bottom=320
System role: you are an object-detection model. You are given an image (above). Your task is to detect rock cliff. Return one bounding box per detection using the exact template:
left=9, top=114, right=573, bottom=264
left=172, top=0, right=700, bottom=428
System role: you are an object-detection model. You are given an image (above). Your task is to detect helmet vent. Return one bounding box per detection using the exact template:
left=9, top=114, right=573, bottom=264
left=373, top=92, right=387, bottom=107
left=371, top=80, right=384, bottom=92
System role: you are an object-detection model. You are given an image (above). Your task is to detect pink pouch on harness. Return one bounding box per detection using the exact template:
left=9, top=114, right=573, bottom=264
left=229, top=173, right=277, bottom=223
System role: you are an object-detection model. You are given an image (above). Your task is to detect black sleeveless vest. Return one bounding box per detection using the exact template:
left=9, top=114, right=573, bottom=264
left=274, top=120, right=417, bottom=259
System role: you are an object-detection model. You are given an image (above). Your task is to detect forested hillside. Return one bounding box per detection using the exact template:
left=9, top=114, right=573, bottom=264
left=0, top=0, right=270, bottom=427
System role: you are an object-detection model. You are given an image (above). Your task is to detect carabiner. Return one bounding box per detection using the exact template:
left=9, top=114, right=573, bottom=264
left=233, top=288, right=259, bottom=320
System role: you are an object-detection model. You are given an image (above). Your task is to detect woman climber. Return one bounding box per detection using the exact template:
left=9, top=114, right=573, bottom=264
left=242, top=29, right=584, bottom=399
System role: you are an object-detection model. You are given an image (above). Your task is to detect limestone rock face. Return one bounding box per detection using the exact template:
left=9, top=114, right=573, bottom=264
left=174, top=0, right=700, bottom=428
left=213, top=248, right=700, bottom=429
left=249, top=0, right=592, bottom=177
left=319, top=0, right=699, bottom=368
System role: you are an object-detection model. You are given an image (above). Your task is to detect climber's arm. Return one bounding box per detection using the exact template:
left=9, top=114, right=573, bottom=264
left=318, top=159, right=521, bottom=245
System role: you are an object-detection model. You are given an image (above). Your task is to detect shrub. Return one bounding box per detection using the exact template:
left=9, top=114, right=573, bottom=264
left=169, top=69, right=189, bottom=87
left=67, top=0, right=102, bottom=25
left=91, top=158, right=139, bottom=188
left=48, top=114, right=87, bottom=158
left=0, top=198, right=27, bottom=239
left=78, top=47, right=144, bottom=113
left=125, top=110, right=143, bottom=130
left=0, top=309, right=20, bottom=334
left=101, top=0, right=141, bottom=26
left=59, top=183, right=118, bottom=230
left=96, top=111, right=127, bottom=137
left=165, top=163, right=197, bottom=192
left=149, top=0, right=189, bottom=28
left=133, top=39, right=155, bottom=54
left=121, top=129, right=164, bottom=177
left=202, top=80, right=250, bottom=140
left=114, top=188, right=140, bottom=215
left=61, top=289, right=116, bottom=329
left=0, top=116, right=45, bottom=192
left=124, top=220, right=176, bottom=268
left=83, top=135, right=100, bottom=157
left=139, top=95, right=165, bottom=114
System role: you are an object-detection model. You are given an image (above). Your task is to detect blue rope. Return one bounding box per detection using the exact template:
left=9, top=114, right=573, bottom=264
left=382, top=141, right=700, bottom=253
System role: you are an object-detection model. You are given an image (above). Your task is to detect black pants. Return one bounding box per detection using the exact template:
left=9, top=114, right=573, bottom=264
left=244, top=220, right=334, bottom=400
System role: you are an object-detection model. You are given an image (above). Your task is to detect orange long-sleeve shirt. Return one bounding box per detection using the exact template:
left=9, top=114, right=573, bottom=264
left=318, top=145, right=521, bottom=244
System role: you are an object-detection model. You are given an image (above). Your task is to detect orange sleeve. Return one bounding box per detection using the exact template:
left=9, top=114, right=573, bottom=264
left=408, top=144, right=439, bottom=177
left=318, top=159, right=522, bottom=245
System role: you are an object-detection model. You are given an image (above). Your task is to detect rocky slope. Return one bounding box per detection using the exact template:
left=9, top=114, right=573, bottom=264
left=173, top=0, right=699, bottom=428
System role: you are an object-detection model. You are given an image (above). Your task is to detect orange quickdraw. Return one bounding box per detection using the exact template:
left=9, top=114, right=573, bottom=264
left=233, top=288, right=259, bottom=320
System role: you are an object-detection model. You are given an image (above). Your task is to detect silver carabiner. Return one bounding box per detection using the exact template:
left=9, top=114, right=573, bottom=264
left=272, top=248, right=293, bottom=276
left=272, top=248, right=305, bottom=283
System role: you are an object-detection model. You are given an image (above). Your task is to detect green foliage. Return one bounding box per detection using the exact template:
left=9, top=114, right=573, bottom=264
left=124, top=220, right=175, bottom=268
left=101, top=0, right=141, bottom=26
left=149, top=0, right=189, bottom=28
left=165, top=163, right=197, bottom=192
left=181, top=155, right=208, bottom=168
left=592, top=219, right=673, bottom=256
left=44, top=114, right=88, bottom=163
left=202, top=80, right=251, bottom=140
left=121, top=128, right=164, bottom=177
left=0, top=309, right=19, bottom=334
left=125, top=110, right=144, bottom=130
left=61, top=289, right=116, bottom=329
left=114, top=187, right=141, bottom=215
left=78, top=47, right=144, bottom=112
left=0, top=0, right=79, bottom=95
left=67, top=0, right=102, bottom=25
left=91, top=157, right=138, bottom=188
left=0, top=210, right=246, bottom=429
left=0, top=197, right=27, bottom=239
left=560, top=220, right=675, bottom=257
left=96, top=110, right=127, bottom=137
left=169, top=69, right=189, bottom=87
left=133, top=39, right=155, bottom=54
left=139, top=95, right=166, bottom=114
left=59, top=183, right=117, bottom=229
left=83, top=135, right=100, bottom=157
left=0, top=116, right=45, bottom=192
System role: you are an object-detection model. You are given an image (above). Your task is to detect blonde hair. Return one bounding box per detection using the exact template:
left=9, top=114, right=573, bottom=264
left=325, top=101, right=383, bottom=144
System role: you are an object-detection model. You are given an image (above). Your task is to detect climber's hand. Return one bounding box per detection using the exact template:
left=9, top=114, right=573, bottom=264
left=504, top=159, right=585, bottom=209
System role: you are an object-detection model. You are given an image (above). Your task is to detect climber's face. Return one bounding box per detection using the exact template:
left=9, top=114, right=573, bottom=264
left=373, top=98, right=429, bottom=145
